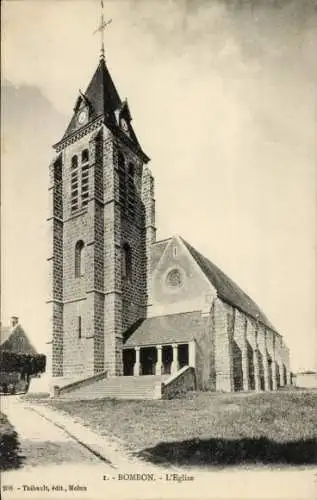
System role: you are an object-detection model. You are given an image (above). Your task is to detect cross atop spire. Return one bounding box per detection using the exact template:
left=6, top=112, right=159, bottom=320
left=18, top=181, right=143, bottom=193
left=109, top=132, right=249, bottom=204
left=93, top=0, right=112, bottom=60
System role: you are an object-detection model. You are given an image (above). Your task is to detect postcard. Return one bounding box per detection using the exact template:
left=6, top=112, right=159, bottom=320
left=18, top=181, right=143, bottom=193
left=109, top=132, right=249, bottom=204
left=1, top=1, right=316, bottom=499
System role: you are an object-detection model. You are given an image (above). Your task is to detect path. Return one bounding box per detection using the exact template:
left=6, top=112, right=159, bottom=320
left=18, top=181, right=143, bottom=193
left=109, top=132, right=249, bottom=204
left=1, top=396, right=316, bottom=500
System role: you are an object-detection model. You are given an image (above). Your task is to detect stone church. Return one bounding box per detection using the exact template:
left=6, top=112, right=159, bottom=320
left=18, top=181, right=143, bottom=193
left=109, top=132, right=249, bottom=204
left=47, top=52, right=291, bottom=398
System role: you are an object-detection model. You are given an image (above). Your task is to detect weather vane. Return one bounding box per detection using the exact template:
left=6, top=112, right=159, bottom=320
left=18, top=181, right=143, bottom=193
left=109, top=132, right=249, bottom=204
left=93, top=0, right=112, bottom=60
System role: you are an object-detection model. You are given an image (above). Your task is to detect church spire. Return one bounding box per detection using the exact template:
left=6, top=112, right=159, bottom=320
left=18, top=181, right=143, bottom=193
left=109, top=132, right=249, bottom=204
left=54, top=4, right=149, bottom=161
left=93, top=0, right=112, bottom=61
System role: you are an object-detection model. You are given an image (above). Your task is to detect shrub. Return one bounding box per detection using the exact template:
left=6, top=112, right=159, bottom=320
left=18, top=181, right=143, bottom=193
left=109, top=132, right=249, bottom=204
left=0, top=413, right=23, bottom=470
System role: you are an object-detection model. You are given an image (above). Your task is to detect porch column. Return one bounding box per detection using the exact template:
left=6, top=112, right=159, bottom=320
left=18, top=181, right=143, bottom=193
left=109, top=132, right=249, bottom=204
left=133, top=347, right=140, bottom=376
left=188, top=341, right=195, bottom=367
left=155, top=345, right=162, bottom=375
left=171, top=344, right=178, bottom=374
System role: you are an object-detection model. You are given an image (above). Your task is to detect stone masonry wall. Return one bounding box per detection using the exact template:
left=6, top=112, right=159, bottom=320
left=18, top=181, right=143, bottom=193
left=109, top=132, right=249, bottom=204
left=142, top=165, right=156, bottom=306
left=63, top=132, right=102, bottom=378
left=150, top=236, right=216, bottom=317
left=233, top=309, right=249, bottom=391
left=214, top=298, right=234, bottom=391
left=246, top=317, right=261, bottom=392
left=257, top=324, right=270, bottom=390
left=213, top=299, right=286, bottom=393
left=92, top=134, right=105, bottom=373
left=195, top=312, right=215, bottom=390
left=102, top=132, right=148, bottom=376
left=48, top=154, right=64, bottom=377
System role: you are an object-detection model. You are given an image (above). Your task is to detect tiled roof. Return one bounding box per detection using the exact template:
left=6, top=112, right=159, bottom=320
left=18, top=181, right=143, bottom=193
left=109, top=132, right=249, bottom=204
left=123, top=311, right=204, bottom=347
left=62, top=58, right=121, bottom=140
left=57, top=59, right=148, bottom=162
left=150, top=236, right=276, bottom=332
left=0, top=325, right=37, bottom=354
left=0, top=326, right=12, bottom=345
left=181, top=238, right=276, bottom=331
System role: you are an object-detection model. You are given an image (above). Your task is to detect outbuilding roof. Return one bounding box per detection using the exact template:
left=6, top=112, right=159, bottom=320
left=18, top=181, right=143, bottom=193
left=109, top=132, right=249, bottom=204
left=0, top=324, right=37, bottom=355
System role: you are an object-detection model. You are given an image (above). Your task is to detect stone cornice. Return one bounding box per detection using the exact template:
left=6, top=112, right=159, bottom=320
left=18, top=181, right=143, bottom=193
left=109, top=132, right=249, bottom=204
left=54, top=115, right=150, bottom=163
left=53, top=117, right=104, bottom=152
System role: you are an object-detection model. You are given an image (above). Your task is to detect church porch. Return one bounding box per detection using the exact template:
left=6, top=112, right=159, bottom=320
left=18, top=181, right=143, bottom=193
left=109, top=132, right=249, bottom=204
left=122, top=341, right=195, bottom=377
left=122, top=311, right=202, bottom=378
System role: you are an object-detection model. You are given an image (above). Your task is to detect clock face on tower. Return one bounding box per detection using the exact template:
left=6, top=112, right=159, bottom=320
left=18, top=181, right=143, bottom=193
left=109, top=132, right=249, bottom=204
left=77, top=108, right=88, bottom=125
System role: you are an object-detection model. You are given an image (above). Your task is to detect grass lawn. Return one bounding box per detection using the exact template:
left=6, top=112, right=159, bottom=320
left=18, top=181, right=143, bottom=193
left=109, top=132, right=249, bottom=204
left=28, top=390, right=317, bottom=467
left=0, top=412, right=23, bottom=470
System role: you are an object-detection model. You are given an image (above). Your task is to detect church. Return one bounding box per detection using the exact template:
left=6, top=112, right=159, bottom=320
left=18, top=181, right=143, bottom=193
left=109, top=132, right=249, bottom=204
left=47, top=40, right=291, bottom=399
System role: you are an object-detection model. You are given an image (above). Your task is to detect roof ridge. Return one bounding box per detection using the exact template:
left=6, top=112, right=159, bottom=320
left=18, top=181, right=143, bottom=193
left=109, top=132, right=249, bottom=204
left=180, top=237, right=277, bottom=332
left=184, top=239, right=253, bottom=299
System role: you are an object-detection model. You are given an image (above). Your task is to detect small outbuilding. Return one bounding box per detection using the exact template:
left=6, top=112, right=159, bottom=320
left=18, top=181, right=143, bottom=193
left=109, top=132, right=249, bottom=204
left=0, top=317, right=46, bottom=393
left=294, top=371, right=317, bottom=389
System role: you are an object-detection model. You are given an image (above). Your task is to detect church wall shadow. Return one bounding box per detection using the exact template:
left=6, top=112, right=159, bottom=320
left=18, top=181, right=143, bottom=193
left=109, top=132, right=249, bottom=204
left=135, top=437, right=317, bottom=467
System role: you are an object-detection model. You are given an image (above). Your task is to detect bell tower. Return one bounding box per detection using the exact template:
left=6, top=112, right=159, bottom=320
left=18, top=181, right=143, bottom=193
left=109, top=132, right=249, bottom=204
left=47, top=50, right=154, bottom=383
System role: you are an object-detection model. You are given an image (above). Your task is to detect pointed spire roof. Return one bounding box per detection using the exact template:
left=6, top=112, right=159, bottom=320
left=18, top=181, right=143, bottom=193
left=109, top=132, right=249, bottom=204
left=62, top=58, right=121, bottom=140
left=55, top=58, right=149, bottom=161
left=86, top=57, right=121, bottom=122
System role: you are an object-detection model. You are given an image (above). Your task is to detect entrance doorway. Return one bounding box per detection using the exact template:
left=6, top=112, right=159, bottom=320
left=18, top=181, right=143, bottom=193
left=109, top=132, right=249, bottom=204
left=140, top=347, right=156, bottom=375
left=162, top=346, right=173, bottom=375
left=123, top=349, right=135, bottom=376
left=178, top=344, right=189, bottom=369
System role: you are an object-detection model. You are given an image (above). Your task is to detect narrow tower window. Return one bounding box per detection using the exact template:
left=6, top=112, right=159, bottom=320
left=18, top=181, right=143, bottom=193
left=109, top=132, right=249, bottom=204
left=75, top=240, right=85, bottom=278
left=71, top=155, right=79, bottom=212
left=122, top=243, right=132, bottom=282
left=81, top=149, right=89, bottom=207
left=71, top=155, right=78, bottom=170
left=78, top=316, right=82, bottom=339
left=81, top=149, right=89, bottom=164
left=118, top=152, right=126, bottom=209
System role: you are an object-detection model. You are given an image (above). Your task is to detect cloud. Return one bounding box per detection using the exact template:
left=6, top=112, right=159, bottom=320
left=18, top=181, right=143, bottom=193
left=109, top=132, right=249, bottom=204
left=2, top=0, right=316, bottom=369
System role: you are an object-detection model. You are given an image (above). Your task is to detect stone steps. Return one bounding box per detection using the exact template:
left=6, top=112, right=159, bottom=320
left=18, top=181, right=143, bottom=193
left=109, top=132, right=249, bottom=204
left=58, top=375, right=169, bottom=400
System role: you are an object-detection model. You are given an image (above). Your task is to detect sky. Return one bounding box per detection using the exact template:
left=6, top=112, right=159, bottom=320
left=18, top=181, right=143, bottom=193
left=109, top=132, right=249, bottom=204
left=1, top=0, right=316, bottom=372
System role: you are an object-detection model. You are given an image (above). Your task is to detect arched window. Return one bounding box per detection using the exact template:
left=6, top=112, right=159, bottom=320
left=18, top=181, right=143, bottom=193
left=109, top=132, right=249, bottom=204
left=75, top=240, right=85, bottom=278
left=81, top=149, right=89, bottom=164
left=122, top=243, right=132, bottom=281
